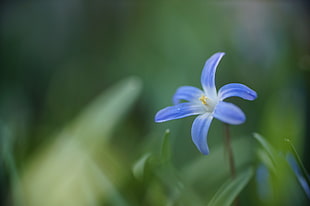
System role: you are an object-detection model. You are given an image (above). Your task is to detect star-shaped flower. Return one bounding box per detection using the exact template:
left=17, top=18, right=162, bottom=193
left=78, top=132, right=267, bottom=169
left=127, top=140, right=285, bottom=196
left=155, top=52, right=257, bottom=155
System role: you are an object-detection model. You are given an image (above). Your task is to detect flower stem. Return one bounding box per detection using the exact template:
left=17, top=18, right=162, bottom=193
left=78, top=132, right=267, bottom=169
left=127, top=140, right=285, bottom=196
left=224, top=123, right=236, bottom=178
left=224, top=123, right=239, bottom=206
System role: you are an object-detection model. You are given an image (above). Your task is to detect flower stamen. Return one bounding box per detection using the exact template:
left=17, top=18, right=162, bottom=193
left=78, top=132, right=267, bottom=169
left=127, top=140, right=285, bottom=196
left=199, top=95, right=208, bottom=105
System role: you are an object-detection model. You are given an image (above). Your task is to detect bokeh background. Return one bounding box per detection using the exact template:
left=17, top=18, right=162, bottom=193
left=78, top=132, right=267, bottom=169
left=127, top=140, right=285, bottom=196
left=1, top=0, right=310, bottom=205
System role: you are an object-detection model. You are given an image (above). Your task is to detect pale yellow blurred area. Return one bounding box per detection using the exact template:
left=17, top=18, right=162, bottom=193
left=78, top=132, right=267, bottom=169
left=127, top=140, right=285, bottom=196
left=18, top=78, right=141, bottom=206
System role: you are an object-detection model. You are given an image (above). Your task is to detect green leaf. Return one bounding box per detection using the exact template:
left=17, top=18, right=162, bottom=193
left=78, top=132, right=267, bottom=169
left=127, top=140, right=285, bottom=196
left=160, top=129, right=171, bottom=163
left=285, top=138, right=310, bottom=187
left=132, top=153, right=152, bottom=181
left=253, top=133, right=277, bottom=166
left=253, top=134, right=294, bottom=205
left=257, top=148, right=276, bottom=174
left=69, top=76, right=142, bottom=146
left=20, top=77, right=142, bottom=206
left=208, top=167, right=254, bottom=206
left=181, top=136, right=254, bottom=191
left=132, top=129, right=172, bottom=181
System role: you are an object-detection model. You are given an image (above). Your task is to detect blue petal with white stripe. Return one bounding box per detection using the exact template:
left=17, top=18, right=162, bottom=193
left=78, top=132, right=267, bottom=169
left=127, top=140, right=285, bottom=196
left=213, top=101, right=245, bottom=125
left=173, top=86, right=203, bottom=104
left=218, top=83, right=257, bottom=101
left=191, top=113, right=213, bottom=155
left=201, top=52, right=225, bottom=99
left=155, top=103, right=204, bottom=123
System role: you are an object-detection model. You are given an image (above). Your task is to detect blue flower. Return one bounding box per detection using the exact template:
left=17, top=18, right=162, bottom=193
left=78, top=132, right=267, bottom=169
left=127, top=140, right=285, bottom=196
left=155, top=52, right=257, bottom=155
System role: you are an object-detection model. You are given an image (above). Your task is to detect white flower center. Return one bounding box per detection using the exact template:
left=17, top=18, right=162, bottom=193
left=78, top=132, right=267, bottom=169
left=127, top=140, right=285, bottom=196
left=199, top=95, right=217, bottom=112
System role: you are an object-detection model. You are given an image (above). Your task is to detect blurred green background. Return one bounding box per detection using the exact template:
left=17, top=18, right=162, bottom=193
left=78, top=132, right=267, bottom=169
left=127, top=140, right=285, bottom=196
left=1, top=0, right=310, bottom=205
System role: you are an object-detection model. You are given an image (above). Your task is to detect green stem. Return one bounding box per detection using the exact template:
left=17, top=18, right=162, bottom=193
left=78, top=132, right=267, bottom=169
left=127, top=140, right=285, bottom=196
left=224, top=123, right=236, bottom=178
left=224, top=124, right=239, bottom=206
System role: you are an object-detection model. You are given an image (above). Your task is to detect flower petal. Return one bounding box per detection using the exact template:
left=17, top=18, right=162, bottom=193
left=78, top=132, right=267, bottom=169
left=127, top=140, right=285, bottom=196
left=213, top=101, right=245, bottom=125
left=201, top=52, right=225, bottom=99
left=218, top=83, right=257, bottom=101
left=191, top=113, right=213, bottom=155
left=155, top=103, right=204, bottom=123
left=173, top=86, right=203, bottom=104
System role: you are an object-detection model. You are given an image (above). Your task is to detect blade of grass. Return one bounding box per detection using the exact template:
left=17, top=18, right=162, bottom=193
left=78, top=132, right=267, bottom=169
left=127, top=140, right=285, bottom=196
left=21, top=77, right=142, bottom=206
left=208, top=167, right=254, bottom=206
left=253, top=133, right=277, bottom=167
left=132, top=153, right=151, bottom=181
left=160, top=129, right=171, bottom=163
left=285, top=138, right=310, bottom=187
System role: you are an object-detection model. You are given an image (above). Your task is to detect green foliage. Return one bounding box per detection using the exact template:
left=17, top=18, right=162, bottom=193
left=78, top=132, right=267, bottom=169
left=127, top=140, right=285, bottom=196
left=131, top=133, right=255, bottom=205
left=132, top=129, right=171, bottom=181
left=253, top=133, right=278, bottom=172
left=160, top=129, right=172, bottom=163
left=285, top=138, right=310, bottom=191
left=1, top=1, right=308, bottom=205
left=253, top=133, right=309, bottom=205
left=208, top=167, right=254, bottom=206
left=181, top=136, right=254, bottom=191
left=132, top=153, right=152, bottom=181
left=19, top=78, right=142, bottom=206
